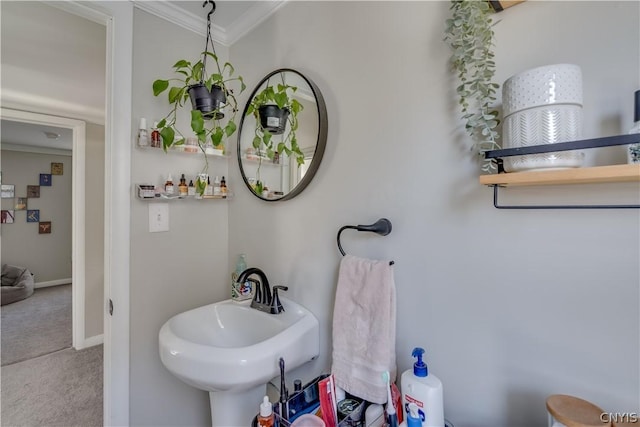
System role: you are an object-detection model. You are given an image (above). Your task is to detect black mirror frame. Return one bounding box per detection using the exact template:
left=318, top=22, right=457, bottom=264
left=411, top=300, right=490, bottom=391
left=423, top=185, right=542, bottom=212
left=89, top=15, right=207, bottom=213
left=237, top=68, right=328, bottom=201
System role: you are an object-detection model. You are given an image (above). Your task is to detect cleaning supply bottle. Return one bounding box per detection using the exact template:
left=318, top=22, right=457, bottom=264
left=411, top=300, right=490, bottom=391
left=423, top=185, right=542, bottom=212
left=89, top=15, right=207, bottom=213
left=231, top=254, right=252, bottom=301
left=400, top=348, right=444, bottom=427
left=399, top=403, right=422, bottom=427
left=258, top=395, right=275, bottom=427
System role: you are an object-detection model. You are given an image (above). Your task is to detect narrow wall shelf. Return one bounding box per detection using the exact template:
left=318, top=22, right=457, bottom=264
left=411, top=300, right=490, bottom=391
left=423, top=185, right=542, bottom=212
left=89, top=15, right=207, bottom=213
left=135, top=185, right=232, bottom=201
left=479, top=133, right=640, bottom=209
left=479, top=164, right=640, bottom=187
left=136, top=144, right=230, bottom=159
left=135, top=192, right=233, bottom=201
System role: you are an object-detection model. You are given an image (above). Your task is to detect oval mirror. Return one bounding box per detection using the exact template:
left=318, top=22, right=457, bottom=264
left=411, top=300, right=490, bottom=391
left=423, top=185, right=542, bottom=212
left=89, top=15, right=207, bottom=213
left=237, top=69, right=328, bottom=201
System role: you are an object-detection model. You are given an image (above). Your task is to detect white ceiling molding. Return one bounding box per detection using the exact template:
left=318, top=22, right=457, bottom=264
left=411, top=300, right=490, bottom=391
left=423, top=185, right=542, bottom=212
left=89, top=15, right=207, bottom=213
left=130, top=1, right=286, bottom=46
left=223, top=1, right=288, bottom=45
left=1, top=89, right=104, bottom=125
left=1, top=143, right=72, bottom=157
left=43, top=1, right=112, bottom=25
left=131, top=1, right=210, bottom=40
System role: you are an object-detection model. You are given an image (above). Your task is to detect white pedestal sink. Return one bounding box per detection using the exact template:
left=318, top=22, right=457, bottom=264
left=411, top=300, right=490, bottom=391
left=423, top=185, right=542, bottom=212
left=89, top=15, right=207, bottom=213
left=159, top=297, right=319, bottom=427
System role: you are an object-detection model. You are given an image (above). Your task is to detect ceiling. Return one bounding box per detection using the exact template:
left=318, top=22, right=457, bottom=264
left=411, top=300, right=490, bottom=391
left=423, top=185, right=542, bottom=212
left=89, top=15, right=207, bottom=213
left=170, top=1, right=259, bottom=27
left=1, top=120, right=73, bottom=151
left=134, top=1, right=286, bottom=46
left=0, top=1, right=284, bottom=151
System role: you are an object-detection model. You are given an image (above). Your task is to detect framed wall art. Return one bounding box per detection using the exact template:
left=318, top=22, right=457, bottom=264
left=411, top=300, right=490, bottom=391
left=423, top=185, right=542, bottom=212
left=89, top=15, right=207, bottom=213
left=51, top=162, right=64, bottom=175
left=15, top=198, right=27, bottom=210
left=38, top=221, right=52, bottom=234
left=27, top=210, right=40, bottom=223
left=40, top=174, right=52, bottom=186
left=1, top=184, right=15, bottom=198
left=1, top=210, right=15, bottom=224
left=27, top=185, right=40, bottom=198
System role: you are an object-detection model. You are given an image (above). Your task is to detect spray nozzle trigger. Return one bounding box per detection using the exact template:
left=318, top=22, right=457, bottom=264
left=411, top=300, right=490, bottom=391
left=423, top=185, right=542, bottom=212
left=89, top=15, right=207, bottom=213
left=411, top=347, right=428, bottom=377
left=408, top=402, right=419, bottom=419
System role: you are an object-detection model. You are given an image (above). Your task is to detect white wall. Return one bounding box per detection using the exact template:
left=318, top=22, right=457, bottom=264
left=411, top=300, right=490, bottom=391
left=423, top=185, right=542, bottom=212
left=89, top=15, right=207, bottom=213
left=85, top=122, right=105, bottom=339
left=226, top=2, right=639, bottom=427
left=1, top=0, right=107, bottom=343
left=129, top=8, right=231, bottom=426
left=0, top=1, right=106, bottom=124
left=124, top=2, right=638, bottom=425
left=1, top=150, right=72, bottom=283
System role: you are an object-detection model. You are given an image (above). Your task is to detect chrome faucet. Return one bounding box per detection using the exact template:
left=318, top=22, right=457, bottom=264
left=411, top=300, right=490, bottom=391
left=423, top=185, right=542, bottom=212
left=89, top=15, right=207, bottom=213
left=236, top=267, right=288, bottom=314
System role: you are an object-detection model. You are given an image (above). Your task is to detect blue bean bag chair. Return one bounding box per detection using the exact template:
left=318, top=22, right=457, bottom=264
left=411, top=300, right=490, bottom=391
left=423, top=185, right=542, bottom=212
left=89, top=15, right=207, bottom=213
left=1, top=264, right=35, bottom=306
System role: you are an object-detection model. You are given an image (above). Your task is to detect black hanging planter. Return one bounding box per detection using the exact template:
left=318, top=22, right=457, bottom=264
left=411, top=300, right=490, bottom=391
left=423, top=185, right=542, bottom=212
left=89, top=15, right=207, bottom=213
left=258, top=105, right=290, bottom=135
left=188, top=83, right=226, bottom=120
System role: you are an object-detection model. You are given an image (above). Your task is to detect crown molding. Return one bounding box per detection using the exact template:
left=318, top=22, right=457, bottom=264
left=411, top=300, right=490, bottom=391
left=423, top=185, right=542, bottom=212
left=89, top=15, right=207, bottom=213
left=1, top=89, right=104, bottom=125
left=1, top=143, right=72, bottom=157
left=224, top=1, right=288, bottom=45
left=130, top=1, right=286, bottom=46
left=131, top=1, right=210, bottom=40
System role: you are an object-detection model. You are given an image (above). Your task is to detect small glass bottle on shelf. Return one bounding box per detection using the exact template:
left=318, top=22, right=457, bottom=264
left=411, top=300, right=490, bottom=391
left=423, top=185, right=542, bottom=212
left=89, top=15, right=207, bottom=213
left=257, top=396, right=274, bottom=427
left=213, top=176, right=221, bottom=196
left=205, top=177, right=213, bottom=196
left=164, top=174, right=174, bottom=195
left=151, top=121, right=161, bottom=148
left=178, top=174, right=188, bottom=196
left=220, top=176, right=227, bottom=196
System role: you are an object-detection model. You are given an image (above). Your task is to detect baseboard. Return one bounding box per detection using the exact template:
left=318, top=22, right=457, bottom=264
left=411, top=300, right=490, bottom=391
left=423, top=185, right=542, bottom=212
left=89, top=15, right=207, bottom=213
left=76, top=334, right=104, bottom=350
left=35, top=278, right=72, bottom=289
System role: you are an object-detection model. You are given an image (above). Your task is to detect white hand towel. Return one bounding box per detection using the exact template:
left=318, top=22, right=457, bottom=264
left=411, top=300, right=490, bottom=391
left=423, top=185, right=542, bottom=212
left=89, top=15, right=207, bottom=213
left=331, top=254, right=396, bottom=404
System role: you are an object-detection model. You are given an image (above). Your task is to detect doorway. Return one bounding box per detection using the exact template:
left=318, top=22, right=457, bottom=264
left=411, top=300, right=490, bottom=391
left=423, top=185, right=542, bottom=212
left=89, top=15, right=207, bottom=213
left=1, top=1, right=133, bottom=424
left=0, top=0, right=109, bottom=424
left=1, top=109, right=91, bottom=349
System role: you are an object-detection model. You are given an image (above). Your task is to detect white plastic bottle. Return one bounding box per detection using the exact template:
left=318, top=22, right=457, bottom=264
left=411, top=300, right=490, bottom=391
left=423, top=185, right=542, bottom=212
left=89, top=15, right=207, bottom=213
left=137, top=117, right=149, bottom=147
left=400, top=348, right=444, bottom=427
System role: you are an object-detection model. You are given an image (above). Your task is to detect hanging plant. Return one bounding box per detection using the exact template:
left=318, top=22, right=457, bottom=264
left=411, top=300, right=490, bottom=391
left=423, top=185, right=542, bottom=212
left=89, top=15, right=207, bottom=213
left=444, top=0, right=501, bottom=172
left=152, top=55, right=244, bottom=149
left=245, top=81, right=305, bottom=166
left=152, top=1, right=245, bottom=193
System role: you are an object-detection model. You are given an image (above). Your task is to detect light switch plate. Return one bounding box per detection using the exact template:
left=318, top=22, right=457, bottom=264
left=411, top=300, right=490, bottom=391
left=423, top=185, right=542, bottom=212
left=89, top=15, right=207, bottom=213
left=149, top=203, right=169, bottom=232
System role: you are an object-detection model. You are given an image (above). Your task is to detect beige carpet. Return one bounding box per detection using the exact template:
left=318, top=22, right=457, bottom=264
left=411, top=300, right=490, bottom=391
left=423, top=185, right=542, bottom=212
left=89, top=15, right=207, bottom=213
left=1, top=283, right=103, bottom=426
left=1, top=345, right=103, bottom=427
left=1, top=284, right=72, bottom=366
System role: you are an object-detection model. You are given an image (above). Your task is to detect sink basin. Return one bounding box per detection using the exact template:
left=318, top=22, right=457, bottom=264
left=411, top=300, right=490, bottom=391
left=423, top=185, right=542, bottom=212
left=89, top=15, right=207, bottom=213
left=159, top=296, right=319, bottom=426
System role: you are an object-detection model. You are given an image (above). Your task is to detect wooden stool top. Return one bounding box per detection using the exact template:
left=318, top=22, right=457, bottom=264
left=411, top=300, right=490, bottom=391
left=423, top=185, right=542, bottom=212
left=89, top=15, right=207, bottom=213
left=546, top=394, right=611, bottom=427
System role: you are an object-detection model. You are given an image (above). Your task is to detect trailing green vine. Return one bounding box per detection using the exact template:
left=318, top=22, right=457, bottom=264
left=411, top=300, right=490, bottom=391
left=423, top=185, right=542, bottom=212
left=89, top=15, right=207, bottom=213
left=444, top=0, right=501, bottom=172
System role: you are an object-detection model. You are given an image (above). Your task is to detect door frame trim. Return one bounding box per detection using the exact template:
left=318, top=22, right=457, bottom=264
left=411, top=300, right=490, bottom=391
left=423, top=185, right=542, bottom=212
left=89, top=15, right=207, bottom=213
left=0, top=108, right=87, bottom=350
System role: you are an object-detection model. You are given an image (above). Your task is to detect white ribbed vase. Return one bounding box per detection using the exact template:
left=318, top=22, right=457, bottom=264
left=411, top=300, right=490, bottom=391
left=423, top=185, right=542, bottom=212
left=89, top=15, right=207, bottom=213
left=502, top=64, right=584, bottom=172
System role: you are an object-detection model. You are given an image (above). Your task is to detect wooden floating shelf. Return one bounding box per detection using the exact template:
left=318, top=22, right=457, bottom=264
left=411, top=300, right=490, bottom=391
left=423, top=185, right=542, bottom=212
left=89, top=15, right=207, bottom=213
left=479, top=164, right=640, bottom=187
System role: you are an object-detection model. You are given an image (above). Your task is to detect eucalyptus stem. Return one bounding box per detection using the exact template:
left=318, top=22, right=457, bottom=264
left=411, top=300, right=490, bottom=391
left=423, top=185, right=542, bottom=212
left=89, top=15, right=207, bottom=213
left=444, top=0, right=501, bottom=172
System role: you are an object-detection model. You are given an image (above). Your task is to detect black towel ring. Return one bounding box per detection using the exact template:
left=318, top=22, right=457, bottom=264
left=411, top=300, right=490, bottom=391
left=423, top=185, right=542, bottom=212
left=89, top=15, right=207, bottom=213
left=337, top=218, right=394, bottom=265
